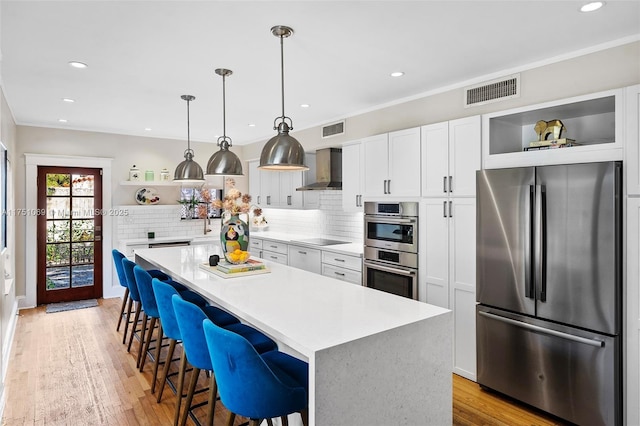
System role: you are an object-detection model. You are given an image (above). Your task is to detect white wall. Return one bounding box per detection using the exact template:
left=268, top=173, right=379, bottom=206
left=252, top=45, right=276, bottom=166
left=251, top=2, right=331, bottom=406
left=243, top=41, right=640, bottom=159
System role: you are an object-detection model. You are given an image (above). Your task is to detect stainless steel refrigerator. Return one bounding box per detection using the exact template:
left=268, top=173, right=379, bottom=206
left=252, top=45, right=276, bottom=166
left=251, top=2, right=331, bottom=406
left=476, top=161, right=622, bottom=426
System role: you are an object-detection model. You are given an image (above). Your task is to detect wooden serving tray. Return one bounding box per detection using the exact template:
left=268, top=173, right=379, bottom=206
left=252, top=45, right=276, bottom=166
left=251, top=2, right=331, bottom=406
left=198, top=263, right=271, bottom=279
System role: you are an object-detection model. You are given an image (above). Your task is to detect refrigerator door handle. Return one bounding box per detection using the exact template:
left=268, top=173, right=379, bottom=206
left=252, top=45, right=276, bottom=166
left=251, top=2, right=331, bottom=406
left=535, top=185, right=548, bottom=302
left=478, top=311, right=605, bottom=348
left=525, top=185, right=534, bottom=299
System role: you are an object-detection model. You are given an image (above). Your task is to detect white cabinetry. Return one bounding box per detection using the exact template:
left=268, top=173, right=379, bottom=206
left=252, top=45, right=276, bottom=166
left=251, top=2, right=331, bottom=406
left=626, top=85, right=640, bottom=195
left=421, top=116, right=481, bottom=198
left=288, top=245, right=322, bottom=274
left=422, top=195, right=477, bottom=380
left=249, top=237, right=263, bottom=258
left=248, top=154, right=317, bottom=209
left=628, top=198, right=640, bottom=426
left=321, top=251, right=362, bottom=285
left=626, top=84, right=640, bottom=426
left=261, top=240, right=288, bottom=265
left=482, top=88, right=623, bottom=169
left=363, top=128, right=421, bottom=197
left=342, top=142, right=364, bottom=212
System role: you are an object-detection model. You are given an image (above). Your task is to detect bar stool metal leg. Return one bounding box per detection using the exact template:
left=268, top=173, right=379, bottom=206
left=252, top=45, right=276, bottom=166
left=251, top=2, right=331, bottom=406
left=117, top=287, right=130, bottom=332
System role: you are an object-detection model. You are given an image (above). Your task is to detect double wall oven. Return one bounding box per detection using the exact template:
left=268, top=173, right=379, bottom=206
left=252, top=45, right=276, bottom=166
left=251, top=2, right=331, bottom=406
left=363, top=202, right=418, bottom=299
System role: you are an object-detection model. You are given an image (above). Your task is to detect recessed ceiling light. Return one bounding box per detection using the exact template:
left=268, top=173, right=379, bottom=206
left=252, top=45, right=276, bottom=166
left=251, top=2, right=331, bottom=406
left=390, top=71, right=404, bottom=77
left=68, top=61, right=88, bottom=69
left=58, top=119, right=68, bottom=123
left=300, top=104, right=310, bottom=108
left=144, top=128, right=152, bottom=131
left=62, top=98, right=75, bottom=103
left=580, top=2, right=604, bottom=12
left=248, top=123, right=256, bottom=127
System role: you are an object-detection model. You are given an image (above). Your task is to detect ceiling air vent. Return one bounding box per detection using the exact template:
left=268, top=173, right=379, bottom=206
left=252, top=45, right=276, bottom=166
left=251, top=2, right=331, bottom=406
left=464, top=74, right=520, bottom=108
left=321, top=121, right=345, bottom=138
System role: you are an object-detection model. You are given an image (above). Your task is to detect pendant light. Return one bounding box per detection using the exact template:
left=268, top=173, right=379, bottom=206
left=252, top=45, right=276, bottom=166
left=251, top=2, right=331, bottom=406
left=174, top=95, right=205, bottom=183
left=206, top=68, right=243, bottom=176
left=259, top=25, right=308, bottom=171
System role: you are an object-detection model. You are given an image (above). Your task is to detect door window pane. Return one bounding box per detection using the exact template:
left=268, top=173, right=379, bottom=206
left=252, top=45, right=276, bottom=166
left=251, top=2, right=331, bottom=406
left=47, top=221, right=70, bottom=243
left=72, top=242, right=94, bottom=264
left=46, top=266, right=70, bottom=290
left=47, top=197, right=70, bottom=219
left=71, top=265, right=94, bottom=288
left=72, top=198, right=94, bottom=218
left=72, top=220, right=94, bottom=241
left=71, top=174, right=94, bottom=196
left=46, top=243, right=70, bottom=266
left=46, top=174, right=71, bottom=196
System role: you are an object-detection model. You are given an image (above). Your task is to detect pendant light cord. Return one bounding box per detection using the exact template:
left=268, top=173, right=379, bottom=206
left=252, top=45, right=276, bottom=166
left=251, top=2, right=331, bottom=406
left=280, top=33, right=285, bottom=120
left=222, top=73, right=227, bottom=141
left=186, top=97, right=192, bottom=153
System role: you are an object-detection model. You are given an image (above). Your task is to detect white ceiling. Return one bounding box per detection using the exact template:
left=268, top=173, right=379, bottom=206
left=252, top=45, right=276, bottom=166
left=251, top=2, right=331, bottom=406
left=2, top=1, right=639, bottom=146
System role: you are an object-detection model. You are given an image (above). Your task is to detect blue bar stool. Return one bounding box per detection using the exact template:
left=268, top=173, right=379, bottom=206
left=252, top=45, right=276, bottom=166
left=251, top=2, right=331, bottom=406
left=111, top=249, right=131, bottom=333
left=114, top=249, right=171, bottom=344
left=203, top=318, right=309, bottom=426
left=152, top=279, right=227, bottom=402
left=133, top=266, right=212, bottom=390
left=172, top=296, right=278, bottom=426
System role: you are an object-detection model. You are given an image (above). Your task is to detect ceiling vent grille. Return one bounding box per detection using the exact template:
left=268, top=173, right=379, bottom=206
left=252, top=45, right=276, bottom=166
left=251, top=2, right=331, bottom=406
left=464, top=74, right=520, bottom=108
left=321, top=121, right=345, bottom=138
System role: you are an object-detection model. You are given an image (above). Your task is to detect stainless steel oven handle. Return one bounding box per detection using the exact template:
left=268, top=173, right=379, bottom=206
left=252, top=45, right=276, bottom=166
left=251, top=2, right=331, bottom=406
left=365, top=218, right=416, bottom=224
left=364, top=261, right=415, bottom=276
left=478, top=311, right=604, bottom=348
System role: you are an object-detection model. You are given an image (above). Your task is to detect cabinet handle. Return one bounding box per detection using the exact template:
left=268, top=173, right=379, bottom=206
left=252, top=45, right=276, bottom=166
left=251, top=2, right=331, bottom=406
left=449, top=201, right=453, bottom=218
left=358, top=195, right=362, bottom=206
left=443, top=176, right=447, bottom=193
left=287, top=195, right=292, bottom=205
left=334, top=272, right=345, bottom=276
left=443, top=201, right=447, bottom=218
left=298, top=251, right=307, bottom=255
left=449, top=176, right=453, bottom=193
left=387, top=180, right=391, bottom=194
left=267, top=195, right=271, bottom=205
left=355, top=194, right=359, bottom=207
left=270, top=256, right=278, bottom=259
left=269, top=245, right=278, bottom=249
left=334, top=258, right=345, bottom=262
left=257, top=195, right=261, bottom=204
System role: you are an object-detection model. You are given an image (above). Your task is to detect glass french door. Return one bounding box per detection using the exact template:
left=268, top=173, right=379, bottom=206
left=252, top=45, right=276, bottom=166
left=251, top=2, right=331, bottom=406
left=37, top=166, right=103, bottom=304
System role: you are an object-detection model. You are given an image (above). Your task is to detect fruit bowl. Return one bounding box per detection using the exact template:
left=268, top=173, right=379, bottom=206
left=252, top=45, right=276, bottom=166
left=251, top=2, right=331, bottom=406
left=225, top=249, right=250, bottom=264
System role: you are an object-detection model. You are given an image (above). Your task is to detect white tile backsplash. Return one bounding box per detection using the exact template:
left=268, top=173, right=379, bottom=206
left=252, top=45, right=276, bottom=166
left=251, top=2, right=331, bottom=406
left=115, top=192, right=363, bottom=244
left=261, top=192, right=363, bottom=242
left=114, top=205, right=221, bottom=241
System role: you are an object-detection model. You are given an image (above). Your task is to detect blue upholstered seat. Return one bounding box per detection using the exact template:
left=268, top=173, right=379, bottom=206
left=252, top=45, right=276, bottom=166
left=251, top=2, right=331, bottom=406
left=112, top=249, right=131, bottom=333
left=114, top=249, right=172, bottom=343
left=153, top=282, right=241, bottom=426
left=171, top=296, right=278, bottom=426
left=133, top=265, right=211, bottom=376
left=203, top=319, right=309, bottom=426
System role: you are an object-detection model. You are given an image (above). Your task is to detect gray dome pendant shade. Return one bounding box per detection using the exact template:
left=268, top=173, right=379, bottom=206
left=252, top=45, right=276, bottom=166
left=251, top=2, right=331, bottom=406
left=206, top=68, right=243, bottom=176
left=259, top=25, right=308, bottom=171
left=174, top=94, right=205, bottom=183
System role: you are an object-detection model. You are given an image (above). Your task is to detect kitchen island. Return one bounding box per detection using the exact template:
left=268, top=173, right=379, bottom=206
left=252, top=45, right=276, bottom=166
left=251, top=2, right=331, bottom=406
left=135, top=244, right=452, bottom=426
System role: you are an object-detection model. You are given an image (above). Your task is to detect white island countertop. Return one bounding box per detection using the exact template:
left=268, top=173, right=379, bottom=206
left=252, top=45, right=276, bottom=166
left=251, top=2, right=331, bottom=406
left=136, top=244, right=452, bottom=425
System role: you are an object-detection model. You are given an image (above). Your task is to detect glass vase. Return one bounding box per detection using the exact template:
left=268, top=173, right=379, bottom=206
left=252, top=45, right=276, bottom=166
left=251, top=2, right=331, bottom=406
left=220, top=212, right=250, bottom=263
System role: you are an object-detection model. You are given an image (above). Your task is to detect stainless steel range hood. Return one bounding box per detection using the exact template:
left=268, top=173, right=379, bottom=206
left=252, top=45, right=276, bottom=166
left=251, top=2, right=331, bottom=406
left=297, top=147, right=342, bottom=191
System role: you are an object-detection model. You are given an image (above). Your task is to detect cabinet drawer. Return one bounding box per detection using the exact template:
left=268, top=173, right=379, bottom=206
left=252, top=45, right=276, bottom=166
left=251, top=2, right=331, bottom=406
left=322, top=264, right=362, bottom=285
left=321, top=251, right=362, bottom=271
left=288, top=245, right=321, bottom=274
left=262, top=241, right=287, bottom=254
left=262, top=251, right=288, bottom=265
left=249, top=238, right=263, bottom=250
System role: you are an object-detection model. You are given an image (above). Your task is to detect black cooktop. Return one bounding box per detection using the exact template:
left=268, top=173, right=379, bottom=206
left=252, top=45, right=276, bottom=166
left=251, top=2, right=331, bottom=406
left=291, top=238, right=350, bottom=246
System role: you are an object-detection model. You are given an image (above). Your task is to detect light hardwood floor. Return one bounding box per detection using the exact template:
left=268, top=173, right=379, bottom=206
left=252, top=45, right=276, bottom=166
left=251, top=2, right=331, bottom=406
left=2, top=298, right=566, bottom=425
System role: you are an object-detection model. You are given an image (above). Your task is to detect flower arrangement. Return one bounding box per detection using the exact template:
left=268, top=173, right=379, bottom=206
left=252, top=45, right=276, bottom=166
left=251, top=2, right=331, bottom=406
left=251, top=207, right=268, bottom=228
left=212, top=188, right=252, bottom=216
